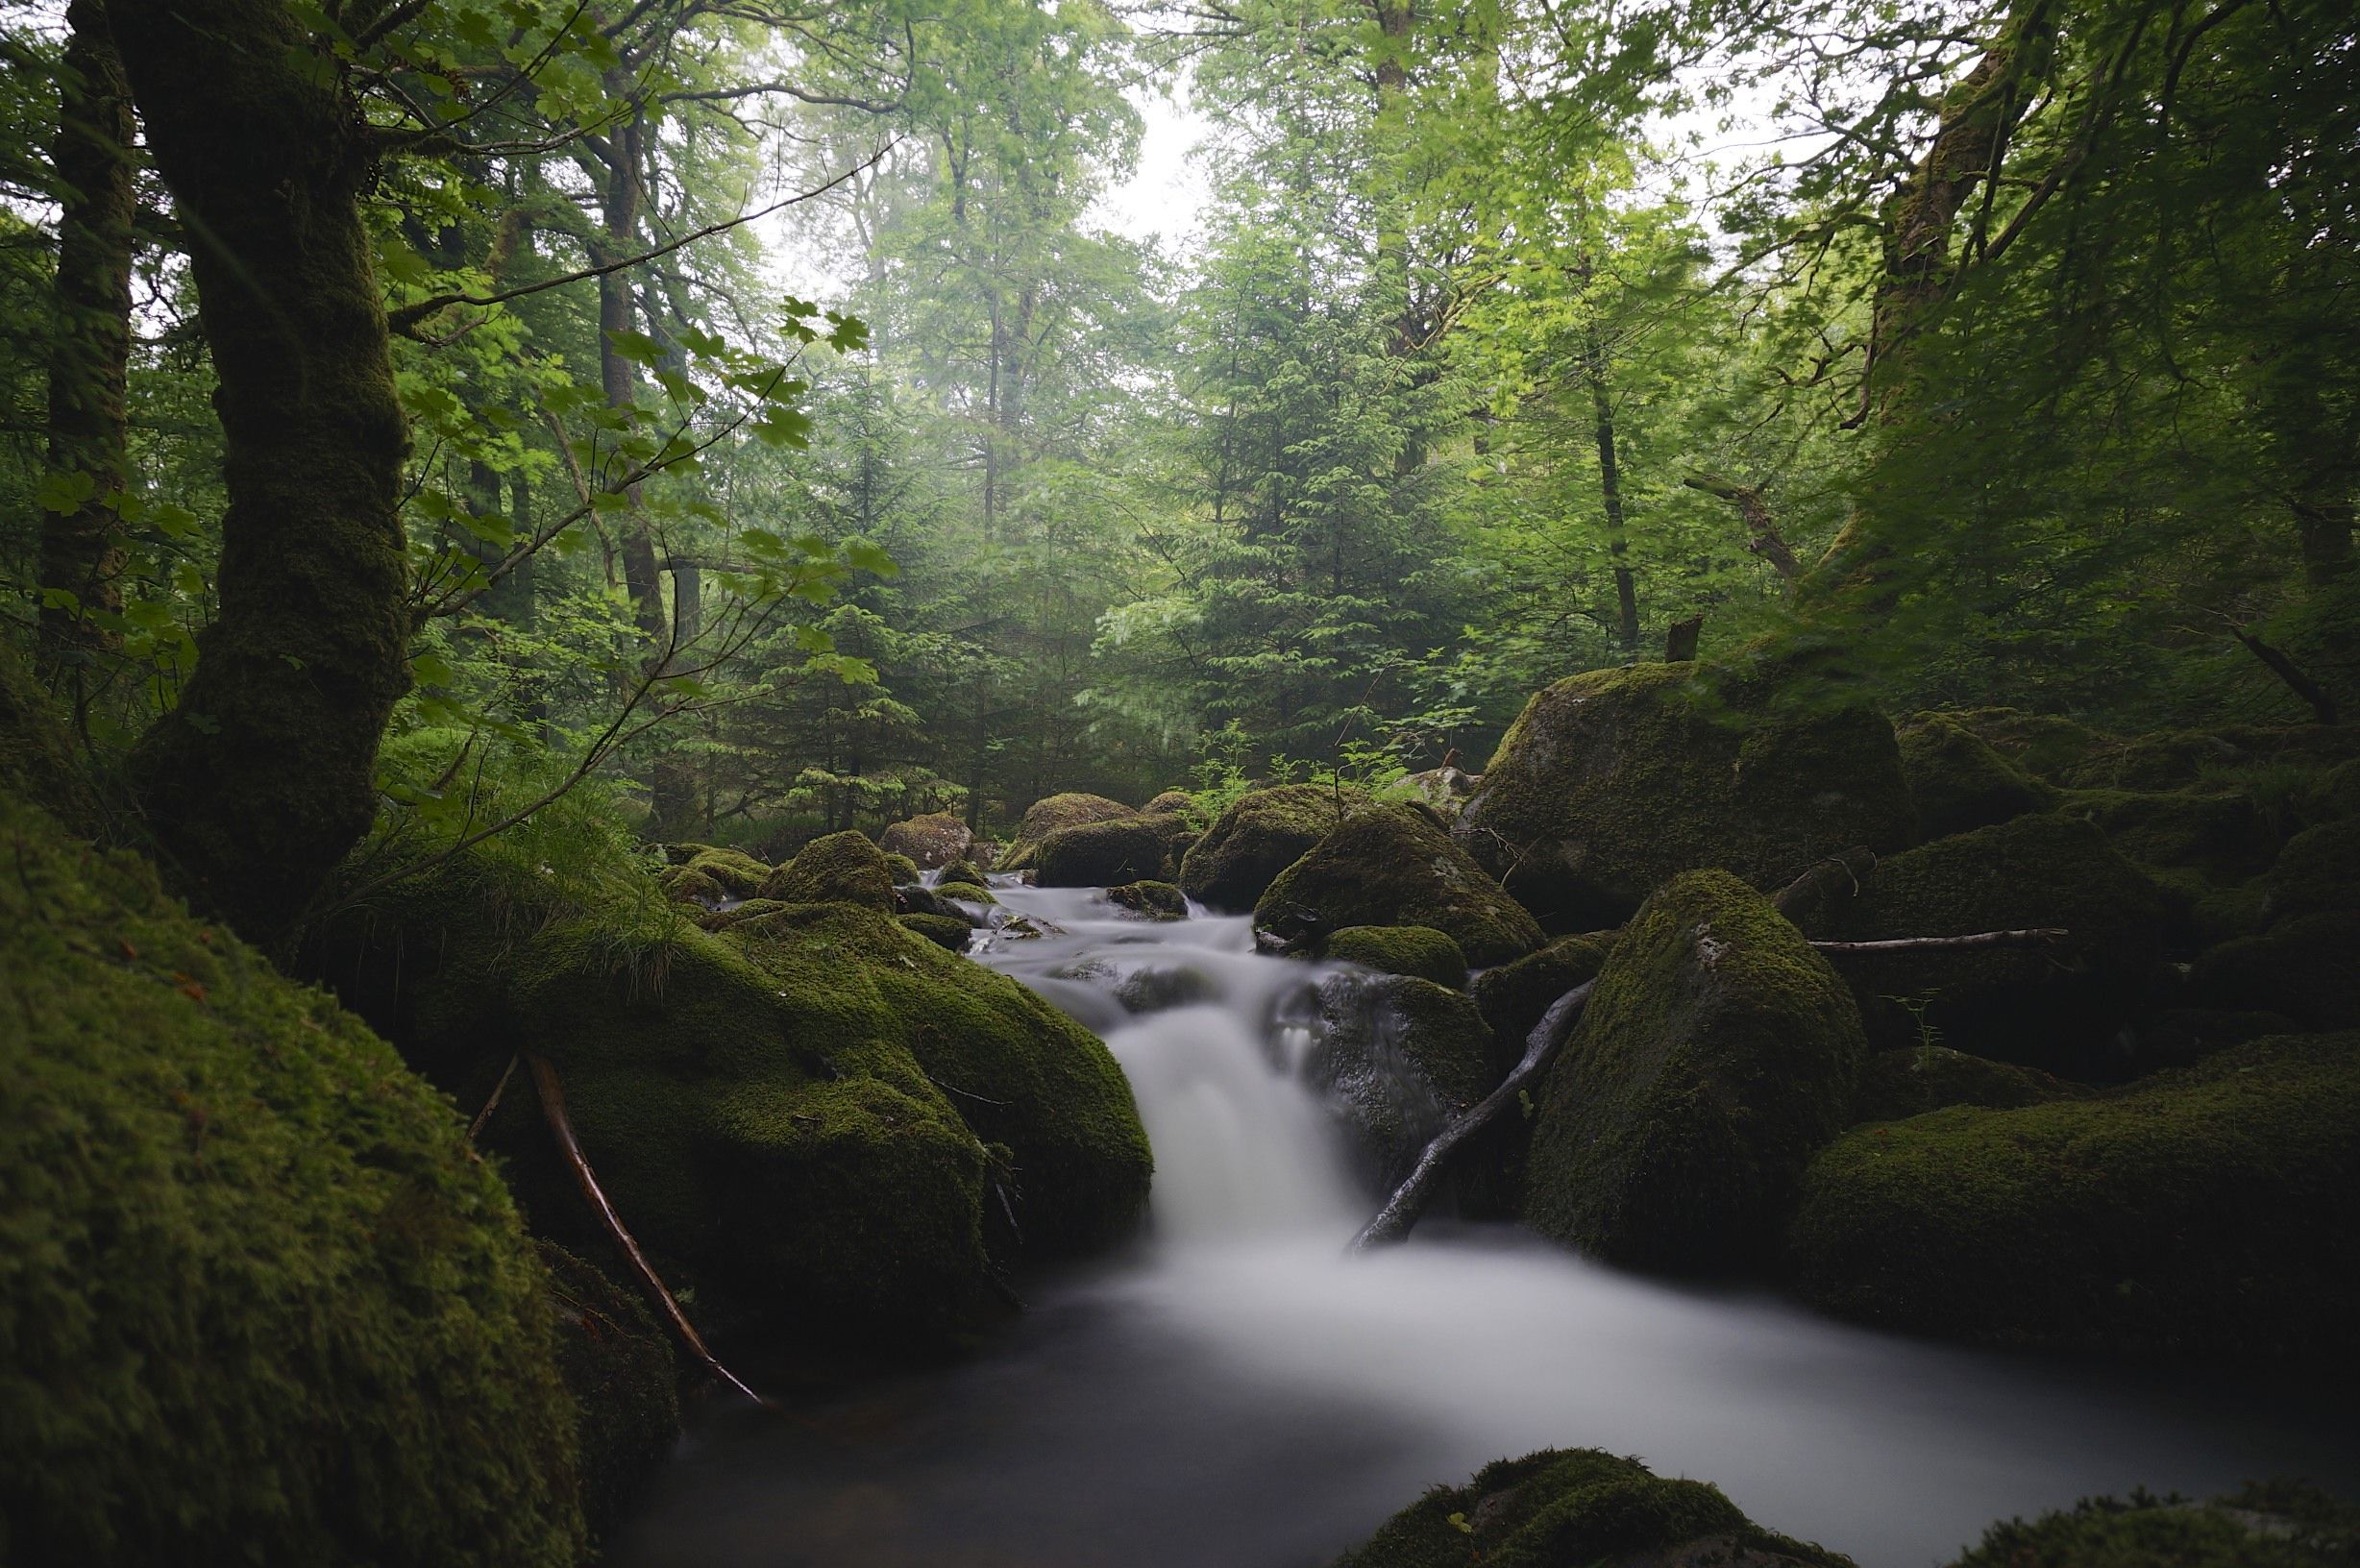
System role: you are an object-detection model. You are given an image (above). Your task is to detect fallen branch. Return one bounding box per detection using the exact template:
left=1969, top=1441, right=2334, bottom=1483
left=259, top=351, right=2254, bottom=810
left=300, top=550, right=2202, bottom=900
left=524, top=1053, right=774, bottom=1411
left=1807, top=927, right=2069, bottom=955
left=1350, top=979, right=1597, bottom=1253
left=1773, top=847, right=1879, bottom=921
left=466, top=1053, right=519, bottom=1143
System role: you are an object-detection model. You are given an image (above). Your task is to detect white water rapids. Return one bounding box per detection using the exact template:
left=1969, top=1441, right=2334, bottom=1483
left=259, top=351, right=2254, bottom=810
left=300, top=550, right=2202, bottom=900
left=607, top=879, right=2357, bottom=1568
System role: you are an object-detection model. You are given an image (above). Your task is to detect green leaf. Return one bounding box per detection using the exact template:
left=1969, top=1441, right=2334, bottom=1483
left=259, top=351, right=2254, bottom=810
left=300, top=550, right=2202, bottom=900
left=34, top=470, right=95, bottom=515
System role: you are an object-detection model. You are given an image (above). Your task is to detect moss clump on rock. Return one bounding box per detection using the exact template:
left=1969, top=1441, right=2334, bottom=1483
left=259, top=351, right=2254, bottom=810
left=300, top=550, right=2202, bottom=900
left=1323, top=924, right=1470, bottom=990
left=1142, top=789, right=1194, bottom=816
left=1942, top=1483, right=2360, bottom=1568
left=997, top=792, right=1137, bottom=871
left=683, top=845, right=771, bottom=899
left=0, top=792, right=586, bottom=1567
left=1036, top=817, right=1173, bottom=887
left=1810, top=811, right=2166, bottom=1073
left=1853, top=1046, right=2086, bottom=1122
left=1897, top=711, right=2056, bottom=838
left=1179, top=782, right=1364, bottom=911
left=878, top=811, right=973, bottom=869
left=1943, top=707, right=2113, bottom=782
left=1106, top=879, right=1188, bottom=919
left=2192, top=913, right=2360, bottom=1029
left=1331, top=1447, right=1856, bottom=1568
left=1259, top=806, right=1542, bottom=967
left=1308, top=971, right=1495, bottom=1190
left=2264, top=817, right=2360, bottom=923
left=2059, top=726, right=2250, bottom=792
left=1470, top=931, right=1618, bottom=1068
left=1524, top=870, right=1867, bottom=1270
left=1463, top=664, right=1918, bottom=930
left=2059, top=786, right=2280, bottom=888
left=883, top=850, right=922, bottom=885
left=1784, top=1032, right=2360, bottom=1359
left=538, top=1243, right=679, bottom=1541
left=935, top=877, right=998, bottom=906
left=658, top=864, right=730, bottom=907
left=757, top=829, right=896, bottom=911
left=898, top=911, right=976, bottom=950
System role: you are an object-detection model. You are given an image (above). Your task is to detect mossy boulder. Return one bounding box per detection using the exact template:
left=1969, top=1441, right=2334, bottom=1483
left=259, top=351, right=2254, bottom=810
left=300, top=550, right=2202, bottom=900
left=658, top=864, right=729, bottom=907
left=1808, top=812, right=2167, bottom=1074
left=997, top=793, right=1137, bottom=872
left=898, top=911, right=976, bottom=950
left=1106, top=879, right=1188, bottom=919
left=1942, top=1483, right=2360, bottom=1568
left=2132, top=1007, right=2303, bottom=1071
left=1323, top=924, right=1469, bottom=990
left=1524, top=870, right=1867, bottom=1270
left=683, top=845, right=771, bottom=899
left=1942, top=707, right=2113, bottom=782
left=1309, top=972, right=1496, bottom=1191
left=2059, top=786, right=2280, bottom=887
left=2263, top=817, right=2360, bottom=923
left=1142, top=789, right=1194, bottom=816
left=2058, top=726, right=2249, bottom=792
left=1853, top=1046, right=2086, bottom=1123
left=883, top=850, right=922, bottom=885
left=935, top=877, right=998, bottom=906
left=1035, top=817, right=1173, bottom=887
left=1178, top=783, right=1364, bottom=912
left=878, top=811, right=973, bottom=869
left=1896, top=710, right=2055, bottom=838
left=2192, top=913, right=2360, bottom=1029
left=1784, top=1032, right=2360, bottom=1359
left=1470, top=931, right=1618, bottom=1074
left=940, top=857, right=987, bottom=886
left=0, top=793, right=586, bottom=1566
left=1330, top=1448, right=1855, bottom=1568
left=1258, top=806, right=1543, bottom=967
left=1462, top=664, right=1918, bottom=930
left=756, top=829, right=895, bottom=911
left=538, top=1243, right=679, bottom=1541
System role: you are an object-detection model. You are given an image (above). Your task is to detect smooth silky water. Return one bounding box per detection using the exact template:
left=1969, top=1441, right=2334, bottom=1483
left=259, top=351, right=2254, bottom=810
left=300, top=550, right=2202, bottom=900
left=607, top=880, right=2359, bottom=1568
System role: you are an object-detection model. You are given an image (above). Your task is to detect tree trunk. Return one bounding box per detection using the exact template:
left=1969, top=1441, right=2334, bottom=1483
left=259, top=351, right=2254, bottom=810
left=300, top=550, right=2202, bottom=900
left=1585, top=328, right=1639, bottom=652
left=36, top=0, right=137, bottom=714
left=111, top=0, right=410, bottom=942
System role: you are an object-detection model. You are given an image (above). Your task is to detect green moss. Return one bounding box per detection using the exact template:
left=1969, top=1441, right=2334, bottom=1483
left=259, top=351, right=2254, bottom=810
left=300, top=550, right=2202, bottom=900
left=1323, top=924, right=1470, bottom=989
left=2135, top=1007, right=2301, bottom=1071
left=1943, top=1483, right=2360, bottom=1568
left=0, top=792, right=585, bottom=1566
left=1784, top=1032, right=2360, bottom=1358
left=1178, top=782, right=1365, bottom=912
left=1853, top=1046, right=2085, bottom=1122
left=1524, top=870, right=1867, bottom=1270
left=2265, top=818, right=2360, bottom=922
left=1464, top=665, right=1918, bottom=930
left=997, top=793, right=1137, bottom=872
left=878, top=811, right=973, bottom=869
left=2060, top=727, right=2251, bottom=792
left=538, top=1243, right=679, bottom=1541
left=884, top=850, right=922, bottom=885
left=1258, top=806, right=1542, bottom=967
left=1309, top=972, right=1495, bottom=1191
left=1035, top=817, right=1173, bottom=887
left=757, top=829, right=895, bottom=911
left=1813, top=812, right=2167, bottom=1073
left=899, top=911, right=975, bottom=950
left=0, top=640, right=99, bottom=832
left=1331, top=1448, right=1856, bottom=1568
left=935, top=878, right=998, bottom=906
left=1897, top=711, right=2055, bottom=838
left=1142, top=789, right=1194, bottom=815
left=684, top=845, right=772, bottom=899
left=659, top=865, right=729, bottom=906
left=2058, top=786, right=2280, bottom=886
left=1943, top=707, right=2113, bottom=781
left=2193, top=913, right=2360, bottom=1028
left=1470, top=931, right=1618, bottom=1077
left=1105, top=879, right=1188, bottom=919
left=940, top=857, right=987, bottom=886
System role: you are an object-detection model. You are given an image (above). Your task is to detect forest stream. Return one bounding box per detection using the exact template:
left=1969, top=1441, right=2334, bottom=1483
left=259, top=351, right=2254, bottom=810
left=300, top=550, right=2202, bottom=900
left=605, top=876, right=2360, bottom=1568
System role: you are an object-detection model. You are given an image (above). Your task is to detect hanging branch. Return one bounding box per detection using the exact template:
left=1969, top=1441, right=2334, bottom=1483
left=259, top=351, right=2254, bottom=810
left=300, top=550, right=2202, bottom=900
left=524, top=1053, right=774, bottom=1411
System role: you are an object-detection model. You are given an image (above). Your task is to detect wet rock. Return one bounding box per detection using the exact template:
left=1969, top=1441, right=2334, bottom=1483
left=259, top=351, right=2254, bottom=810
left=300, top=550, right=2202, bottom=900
left=1115, top=963, right=1221, bottom=1014
left=879, top=811, right=973, bottom=869
left=883, top=850, right=922, bottom=885
left=658, top=864, right=729, bottom=907
left=1322, top=924, right=1469, bottom=990
left=1257, top=805, right=1542, bottom=967
left=997, top=793, right=1137, bottom=872
left=1470, top=931, right=1617, bottom=1075
left=1524, top=870, right=1866, bottom=1270
left=680, top=844, right=771, bottom=899
left=1179, top=783, right=1365, bottom=912
left=898, top=912, right=976, bottom=951
left=1105, top=880, right=1188, bottom=919
left=1309, top=971, right=1494, bottom=1189
left=1941, top=1482, right=2360, bottom=1568
left=1036, top=817, right=1173, bottom=888
left=539, top=1243, right=679, bottom=1542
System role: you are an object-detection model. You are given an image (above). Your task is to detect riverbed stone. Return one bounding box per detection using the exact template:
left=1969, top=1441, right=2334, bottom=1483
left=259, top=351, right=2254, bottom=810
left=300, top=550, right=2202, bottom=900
left=1322, top=924, right=1469, bottom=990
left=1036, top=817, right=1173, bottom=887
left=998, top=793, right=1138, bottom=871
left=1470, top=930, right=1619, bottom=1074
left=756, top=829, right=896, bottom=911
left=1179, top=783, right=1365, bottom=911
left=1258, top=805, right=1542, bottom=967
left=879, top=811, right=972, bottom=869
left=1309, top=971, right=1495, bottom=1191
left=1106, top=879, right=1189, bottom=919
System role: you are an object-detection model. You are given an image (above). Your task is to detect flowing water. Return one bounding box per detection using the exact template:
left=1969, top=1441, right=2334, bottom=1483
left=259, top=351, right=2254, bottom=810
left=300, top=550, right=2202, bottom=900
left=608, top=880, right=2358, bottom=1568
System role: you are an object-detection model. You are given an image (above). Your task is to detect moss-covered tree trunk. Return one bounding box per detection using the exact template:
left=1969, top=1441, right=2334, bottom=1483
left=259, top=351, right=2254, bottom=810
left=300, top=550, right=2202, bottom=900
left=108, top=0, right=410, bottom=940
left=35, top=0, right=136, bottom=714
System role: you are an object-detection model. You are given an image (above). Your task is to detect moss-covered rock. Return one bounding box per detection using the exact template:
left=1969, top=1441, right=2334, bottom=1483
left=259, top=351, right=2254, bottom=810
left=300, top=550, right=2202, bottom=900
left=1309, top=972, right=1497, bottom=1192
left=1330, top=1448, right=1855, bottom=1568
left=2059, top=786, right=2280, bottom=887
left=883, top=850, right=922, bottom=885
left=756, top=829, right=896, bottom=911
left=1524, top=870, right=1867, bottom=1270
left=683, top=845, right=771, bottom=899
left=1463, top=665, right=1918, bottom=930
left=538, top=1243, right=679, bottom=1541
left=1852, top=1046, right=2086, bottom=1122
left=1942, top=707, right=2113, bottom=782
left=1784, top=1032, right=2360, bottom=1358
left=1809, top=812, right=2167, bottom=1073
left=1897, top=711, right=2056, bottom=839
left=940, top=857, right=987, bottom=886
left=898, top=911, right=976, bottom=950
left=2192, top=912, right=2360, bottom=1029
left=2133, top=1007, right=2303, bottom=1071
left=1258, top=806, right=1543, bottom=967
left=0, top=641, right=99, bottom=832
left=2264, top=817, right=2360, bottom=923
left=0, top=792, right=586, bottom=1566
left=1942, top=1482, right=2360, bottom=1568
left=659, top=864, right=730, bottom=907
left=1106, top=879, right=1188, bottom=919
left=1142, top=789, right=1194, bottom=816
left=878, top=811, right=973, bottom=869
left=1323, top=924, right=1469, bottom=989
left=935, top=877, right=998, bottom=906
left=997, top=793, right=1137, bottom=872
left=1035, top=817, right=1173, bottom=888
left=1178, top=783, right=1364, bottom=912
left=1470, top=931, right=1618, bottom=1074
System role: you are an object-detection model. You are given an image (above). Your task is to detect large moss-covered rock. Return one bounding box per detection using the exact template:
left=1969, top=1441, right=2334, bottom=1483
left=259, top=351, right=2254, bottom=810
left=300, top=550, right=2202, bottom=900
left=2059, top=727, right=2250, bottom=791
left=538, top=1243, right=679, bottom=1541
left=1943, top=1483, right=2360, bottom=1568
left=1179, top=783, right=1364, bottom=912
left=2059, top=786, right=2280, bottom=887
left=1323, top=924, right=1469, bottom=990
left=1896, top=711, right=2055, bottom=839
left=683, top=844, right=771, bottom=899
left=883, top=850, right=922, bottom=885
left=997, top=793, right=1137, bottom=872
left=1463, top=664, right=1918, bottom=929
left=0, top=793, right=586, bottom=1567
left=756, top=829, right=895, bottom=910
left=1307, top=972, right=1495, bottom=1188
left=1942, top=707, right=2112, bottom=782
left=1331, top=1448, right=1855, bottom=1568
left=1035, top=817, right=1173, bottom=887
left=1470, top=931, right=1618, bottom=1073
left=1852, top=1046, right=2086, bottom=1123
left=1258, top=806, right=1542, bottom=967
left=878, top=811, right=972, bottom=869
left=1784, top=1032, right=2360, bottom=1359
left=1808, top=812, right=2167, bottom=1073
left=1524, top=870, right=1867, bottom=1270
left=1141, top=789, right=1194, bottom=816
left=2192, top=912, right=2360, bottom=1029
left=2264, top=817, right=2360, bottom=922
